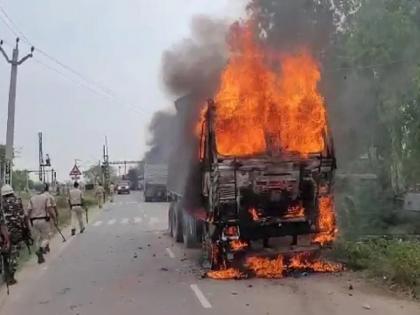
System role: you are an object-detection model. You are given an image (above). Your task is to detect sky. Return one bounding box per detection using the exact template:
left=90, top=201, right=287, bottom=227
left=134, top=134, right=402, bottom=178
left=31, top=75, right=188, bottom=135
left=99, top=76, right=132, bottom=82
left=0, top=0, right=245, bottom=181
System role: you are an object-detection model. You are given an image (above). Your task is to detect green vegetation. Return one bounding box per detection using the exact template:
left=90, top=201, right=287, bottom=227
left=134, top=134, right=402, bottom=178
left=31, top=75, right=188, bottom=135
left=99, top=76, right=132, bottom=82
left=333, top=239, right=420, bottom=295
left=247, top=0, right=420, bottom=294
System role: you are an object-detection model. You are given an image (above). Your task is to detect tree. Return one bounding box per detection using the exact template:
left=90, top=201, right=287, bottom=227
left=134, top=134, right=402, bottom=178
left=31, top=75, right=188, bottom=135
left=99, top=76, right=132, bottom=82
left=12, top=170, right=33, bottom=192
left=336, top=0, right=420, bottom=192
left=83, top=165, right=103, bottom=185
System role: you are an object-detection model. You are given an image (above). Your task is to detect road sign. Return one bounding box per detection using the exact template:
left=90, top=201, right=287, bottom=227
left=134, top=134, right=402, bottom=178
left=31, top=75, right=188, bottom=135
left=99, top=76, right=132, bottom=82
left=69, top=164, right=82, bottom=176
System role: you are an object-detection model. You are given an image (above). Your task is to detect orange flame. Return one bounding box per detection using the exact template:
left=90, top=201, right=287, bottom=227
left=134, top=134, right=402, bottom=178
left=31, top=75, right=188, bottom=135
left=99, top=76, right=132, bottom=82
left=207, top=268, right=244, bottom=280
left=313, top=195, right=337, bottom=245
left=230, top=240, right=249, bottom=252
left=212, top=23, right=327, bottom=157
left=289, top=253, right=343, bottom=273
left=248, top=208, right=261, bottom=221
left=246, top=256, right=284, bottom=279
left=283, top=204, right=305, bottom=218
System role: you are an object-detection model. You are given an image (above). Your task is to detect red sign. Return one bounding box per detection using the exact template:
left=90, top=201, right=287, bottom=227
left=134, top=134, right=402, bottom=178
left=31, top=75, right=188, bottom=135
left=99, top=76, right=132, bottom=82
left=69, top=164, right=82, bottom=176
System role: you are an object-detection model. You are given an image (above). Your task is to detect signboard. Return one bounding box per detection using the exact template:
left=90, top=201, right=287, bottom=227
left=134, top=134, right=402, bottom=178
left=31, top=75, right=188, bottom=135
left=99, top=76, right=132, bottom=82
left=69, top=164, right=82, bottom=177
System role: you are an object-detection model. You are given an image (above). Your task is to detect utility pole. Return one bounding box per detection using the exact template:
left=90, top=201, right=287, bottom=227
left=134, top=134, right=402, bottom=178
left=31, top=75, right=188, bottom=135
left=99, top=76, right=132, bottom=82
left=38, top=132, right=51, bottom=183
left=102, top=137, right=110, bottom=192
left=0, top=38, right=34, bottom=185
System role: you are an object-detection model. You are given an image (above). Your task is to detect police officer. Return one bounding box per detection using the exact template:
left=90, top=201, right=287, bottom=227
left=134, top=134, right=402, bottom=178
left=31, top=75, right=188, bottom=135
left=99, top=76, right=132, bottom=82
left=43, top=183, right=58, bottom=244
left=68, top=182, right=85, bottom=236
left=109, top=182, right=115, bottom=203
left=27, top=186, right=52, bottom=264
left=0, top=184, right=31, bottom=284
left=95, top=182, right=105, bottom=209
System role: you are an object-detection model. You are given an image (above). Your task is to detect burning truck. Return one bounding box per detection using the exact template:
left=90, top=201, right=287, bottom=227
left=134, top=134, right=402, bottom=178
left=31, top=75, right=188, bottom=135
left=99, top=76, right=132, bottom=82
left=167, top=23, right=339, bottom=278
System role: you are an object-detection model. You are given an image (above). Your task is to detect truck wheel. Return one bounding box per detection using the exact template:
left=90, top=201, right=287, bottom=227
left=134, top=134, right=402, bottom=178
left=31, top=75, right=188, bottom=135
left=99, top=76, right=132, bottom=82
left=182, top=211, right=201, bottom=248
left=173, top=203, right=183, bottom=243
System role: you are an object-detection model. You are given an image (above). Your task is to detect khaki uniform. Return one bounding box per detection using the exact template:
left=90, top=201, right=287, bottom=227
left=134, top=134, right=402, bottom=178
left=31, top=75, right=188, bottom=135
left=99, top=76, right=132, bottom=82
left=95, top=186, right=105, bottom=208
left=28, top=193, right=51, bottom=250
left=109, top=184, right=115, bottom=202
left=68, top=188, right=85, bottom=231
left=43, top=191, right=57, bottom=237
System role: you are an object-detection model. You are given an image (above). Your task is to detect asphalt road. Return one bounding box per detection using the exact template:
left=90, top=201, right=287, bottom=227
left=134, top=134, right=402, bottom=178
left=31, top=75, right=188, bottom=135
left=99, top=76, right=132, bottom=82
left=1, top=192, right=419, bottom=315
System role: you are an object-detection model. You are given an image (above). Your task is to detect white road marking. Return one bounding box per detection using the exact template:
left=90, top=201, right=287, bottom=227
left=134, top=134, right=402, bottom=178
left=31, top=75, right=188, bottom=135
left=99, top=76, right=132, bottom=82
left=166, top=247, right=175, bottom=258
left=107, top=219, right=116, bottom=225
left=121, top=218, right=129, bottom=224
left=190, top=284, right=212, bottom=309
left=125, top=201, right=137, bottom=205
left=93, top=221, right=103, bottom=227
left=134, top=217, right=142, bottom=223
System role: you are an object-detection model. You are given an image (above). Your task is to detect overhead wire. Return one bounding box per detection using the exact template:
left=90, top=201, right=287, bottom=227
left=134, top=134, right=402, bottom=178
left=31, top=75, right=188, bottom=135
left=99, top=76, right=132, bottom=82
left=0, top=4, right=146, bottom=116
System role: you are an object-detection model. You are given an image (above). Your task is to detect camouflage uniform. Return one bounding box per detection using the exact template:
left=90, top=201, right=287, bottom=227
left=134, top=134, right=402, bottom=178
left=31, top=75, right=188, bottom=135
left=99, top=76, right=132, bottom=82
left=1, top=194, right=28, bottom=283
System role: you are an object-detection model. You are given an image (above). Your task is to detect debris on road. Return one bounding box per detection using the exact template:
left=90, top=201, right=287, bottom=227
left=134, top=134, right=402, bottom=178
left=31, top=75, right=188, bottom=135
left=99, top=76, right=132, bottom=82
left=133, top=253, right=138, bottom=259
left=363, top=304, right=371, bottom=310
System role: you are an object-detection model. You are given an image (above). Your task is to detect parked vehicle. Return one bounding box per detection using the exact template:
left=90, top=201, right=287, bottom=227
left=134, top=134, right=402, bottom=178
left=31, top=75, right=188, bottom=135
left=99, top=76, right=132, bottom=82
left=144, top=163, right=168, bottom=202
left=117, top=180, right=130, bottom=194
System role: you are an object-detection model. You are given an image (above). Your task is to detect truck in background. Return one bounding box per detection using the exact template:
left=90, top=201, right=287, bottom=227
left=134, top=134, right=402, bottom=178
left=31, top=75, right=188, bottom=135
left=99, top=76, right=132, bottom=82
left=144, top=163, right=168, bottom=202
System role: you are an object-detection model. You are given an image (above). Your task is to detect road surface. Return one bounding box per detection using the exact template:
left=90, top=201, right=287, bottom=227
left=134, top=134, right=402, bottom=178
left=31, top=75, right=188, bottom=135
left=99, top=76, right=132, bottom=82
left=1, top=192, right=419, bottom=315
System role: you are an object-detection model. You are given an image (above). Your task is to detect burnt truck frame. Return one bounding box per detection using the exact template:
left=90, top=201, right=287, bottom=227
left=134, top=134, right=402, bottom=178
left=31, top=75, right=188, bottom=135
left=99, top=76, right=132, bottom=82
left=168, top=99, right=336, bottom=269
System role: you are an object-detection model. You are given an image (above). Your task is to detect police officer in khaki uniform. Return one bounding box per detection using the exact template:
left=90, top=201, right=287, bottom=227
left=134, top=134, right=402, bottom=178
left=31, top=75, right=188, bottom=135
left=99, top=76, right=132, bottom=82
left=27, top=187, right=52, bottom=264
left=68, top=182, right=85, bottom=236
left=95, top=183, right=105, bottom=209
left=43, top=183, right=58, bottom=241
left=109, top=182, right=115, bottom=203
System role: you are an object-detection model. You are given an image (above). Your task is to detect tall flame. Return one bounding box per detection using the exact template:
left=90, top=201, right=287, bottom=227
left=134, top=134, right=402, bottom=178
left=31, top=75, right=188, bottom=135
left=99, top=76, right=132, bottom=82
left=213, top=23, right=327, bottom=156
left=313, top=195, right=337, bottom=245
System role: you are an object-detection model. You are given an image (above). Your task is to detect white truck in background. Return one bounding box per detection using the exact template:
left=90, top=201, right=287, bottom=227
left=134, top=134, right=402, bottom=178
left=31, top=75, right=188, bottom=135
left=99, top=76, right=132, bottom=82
left=144, top=163, right=168, bottom=202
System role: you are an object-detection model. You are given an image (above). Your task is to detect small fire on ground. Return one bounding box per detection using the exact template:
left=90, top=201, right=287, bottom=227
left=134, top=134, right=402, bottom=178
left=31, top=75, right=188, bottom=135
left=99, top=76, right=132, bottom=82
left=207, top=252, right=343, bottom=280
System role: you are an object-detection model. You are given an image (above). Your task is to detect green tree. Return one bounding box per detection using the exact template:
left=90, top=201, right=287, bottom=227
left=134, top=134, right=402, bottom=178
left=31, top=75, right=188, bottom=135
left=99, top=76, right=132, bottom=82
left=337, top=0, right=420, bottom=192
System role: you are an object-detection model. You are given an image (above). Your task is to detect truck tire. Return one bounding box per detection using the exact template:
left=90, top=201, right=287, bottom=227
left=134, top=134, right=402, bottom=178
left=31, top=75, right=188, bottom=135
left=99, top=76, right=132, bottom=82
left=168, top=202, right=175, bottom=237
left=182, top=211, right=201, bottom=248
left=172, top=202, right=183, bottom=243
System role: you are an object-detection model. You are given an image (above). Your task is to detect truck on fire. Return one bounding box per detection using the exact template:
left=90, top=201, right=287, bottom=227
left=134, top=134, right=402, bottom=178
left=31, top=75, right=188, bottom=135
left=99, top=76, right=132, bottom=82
left=168, top=98, right=337, bottom=274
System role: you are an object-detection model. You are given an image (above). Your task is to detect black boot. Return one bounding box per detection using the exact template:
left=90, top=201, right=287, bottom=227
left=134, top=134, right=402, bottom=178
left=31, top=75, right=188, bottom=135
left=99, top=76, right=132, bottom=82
left=71, top=228, right=76, bottom=236
left=80, top=227, right=85, bottom=234
left=43, top=244, right=50, bottom=254
left=36, top=248, right=45, bottom=264
left=6, top=273, right=17, bottom=285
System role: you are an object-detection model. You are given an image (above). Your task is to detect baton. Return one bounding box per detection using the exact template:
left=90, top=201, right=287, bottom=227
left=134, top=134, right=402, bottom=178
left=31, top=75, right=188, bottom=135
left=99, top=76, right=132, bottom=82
left=54, top=221, right=66, bottom=242
left=85, top=206, right=89, bottom=224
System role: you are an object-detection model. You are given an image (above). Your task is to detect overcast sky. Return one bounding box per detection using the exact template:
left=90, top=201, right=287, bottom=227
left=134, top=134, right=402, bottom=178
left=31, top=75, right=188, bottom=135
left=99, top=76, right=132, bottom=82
left=0, top=0, right=245, bottom=181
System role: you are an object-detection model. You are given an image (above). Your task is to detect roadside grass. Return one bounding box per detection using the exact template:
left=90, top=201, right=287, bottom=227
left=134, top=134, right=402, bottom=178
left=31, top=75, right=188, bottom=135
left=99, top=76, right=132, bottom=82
left=332, top=238, right=420, bottom=296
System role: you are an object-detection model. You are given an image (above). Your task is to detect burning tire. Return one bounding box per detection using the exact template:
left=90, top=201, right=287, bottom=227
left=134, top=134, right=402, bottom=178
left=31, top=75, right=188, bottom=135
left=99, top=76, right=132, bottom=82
left=172, top=202, right=183, bottom=243
left=182, top=211, right=201, bottom=248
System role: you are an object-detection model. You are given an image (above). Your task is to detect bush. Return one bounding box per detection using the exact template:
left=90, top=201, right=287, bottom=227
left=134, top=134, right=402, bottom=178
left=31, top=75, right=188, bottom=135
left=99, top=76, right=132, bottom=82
left=333, top=239, right=420, bottom=291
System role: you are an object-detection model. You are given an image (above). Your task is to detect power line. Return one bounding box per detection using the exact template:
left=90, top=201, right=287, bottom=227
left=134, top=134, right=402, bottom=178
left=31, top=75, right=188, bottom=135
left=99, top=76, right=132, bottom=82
left=0, top=4, right=147, bottom=116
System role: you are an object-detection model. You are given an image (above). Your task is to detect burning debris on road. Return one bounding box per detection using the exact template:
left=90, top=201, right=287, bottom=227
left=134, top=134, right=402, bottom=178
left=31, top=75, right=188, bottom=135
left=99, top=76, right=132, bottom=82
left=207, top=251, right=343, bottom=280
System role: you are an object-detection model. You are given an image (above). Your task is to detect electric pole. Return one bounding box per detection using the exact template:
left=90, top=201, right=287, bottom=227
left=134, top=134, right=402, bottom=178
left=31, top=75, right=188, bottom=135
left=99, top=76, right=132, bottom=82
left=102, top=136, right=110, bottom=192
left=0, top=38, right=34, bottom=185
left=38, top=132, right=51, bottom=183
